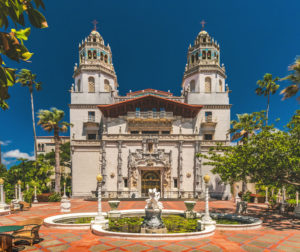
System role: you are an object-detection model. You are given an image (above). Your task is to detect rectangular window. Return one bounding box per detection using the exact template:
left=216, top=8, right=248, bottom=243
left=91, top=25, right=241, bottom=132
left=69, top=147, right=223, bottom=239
left=174, top=178, right=178, bottom=188
left=130, top=131, right=139, bottom=134
left=87, top=134, right=97, bottom=140
left=205, top=111, right=212, bottom=122
left=88, top=111, right=95, bottom=122
left=204, top=134, right=213, bottom=140
left=161, top=131, right=170, bottom=134
left=124, top=178, right=128, bottom=188
left=142, top=131, right=159, bottom=134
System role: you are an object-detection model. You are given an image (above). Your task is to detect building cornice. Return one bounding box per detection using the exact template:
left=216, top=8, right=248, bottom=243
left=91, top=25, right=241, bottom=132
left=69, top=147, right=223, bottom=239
left=69, top=104, right=99, bottom=109
left=202, top=104, right=232, bottom=109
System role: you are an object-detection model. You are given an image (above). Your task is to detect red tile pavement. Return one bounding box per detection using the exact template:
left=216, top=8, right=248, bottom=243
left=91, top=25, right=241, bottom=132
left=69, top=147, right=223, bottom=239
left=0, top=199, right=299, bottom=251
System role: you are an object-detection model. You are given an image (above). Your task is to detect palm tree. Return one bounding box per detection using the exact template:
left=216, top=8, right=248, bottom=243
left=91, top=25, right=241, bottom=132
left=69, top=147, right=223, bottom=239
left=255, top=73, right=279, bottom=125
left=281, top=57, right=300, bottom=101
left=16, top=69, right=42, bottom=160
left=37, top=108, right=71, bottom=193
left=230, top=111, right=265, bottom=143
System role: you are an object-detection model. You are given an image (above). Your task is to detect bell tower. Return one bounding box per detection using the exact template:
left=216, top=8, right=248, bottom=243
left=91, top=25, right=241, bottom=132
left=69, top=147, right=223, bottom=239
left=182, top=28, right=229, bottom=105
left=71, top=27, right=118, bottom=105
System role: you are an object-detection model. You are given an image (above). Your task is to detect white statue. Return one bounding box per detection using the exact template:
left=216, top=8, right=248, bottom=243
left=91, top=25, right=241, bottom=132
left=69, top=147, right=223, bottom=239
left=145, top=188, right=163, bottom=210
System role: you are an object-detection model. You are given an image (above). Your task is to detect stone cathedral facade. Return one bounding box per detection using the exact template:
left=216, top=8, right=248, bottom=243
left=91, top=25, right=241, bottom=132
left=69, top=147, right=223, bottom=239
left=70, top=28, right=231, bottom=199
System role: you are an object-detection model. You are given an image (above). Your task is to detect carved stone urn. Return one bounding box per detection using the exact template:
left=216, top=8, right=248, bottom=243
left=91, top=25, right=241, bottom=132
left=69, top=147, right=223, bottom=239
left=184, top=201, right=197, bottom=219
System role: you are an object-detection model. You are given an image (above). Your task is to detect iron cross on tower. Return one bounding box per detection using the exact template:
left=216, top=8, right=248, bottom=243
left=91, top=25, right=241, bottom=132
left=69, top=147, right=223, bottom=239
left=92, top=20, right=98, bottom=31
left=200, top=20, right=206, bottom=30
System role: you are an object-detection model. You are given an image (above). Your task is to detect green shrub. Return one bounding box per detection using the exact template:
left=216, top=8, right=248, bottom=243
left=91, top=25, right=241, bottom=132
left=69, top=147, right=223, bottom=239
left=49, top=192, right=61, bottom=202
left=23, top=189, right=34, bottom=203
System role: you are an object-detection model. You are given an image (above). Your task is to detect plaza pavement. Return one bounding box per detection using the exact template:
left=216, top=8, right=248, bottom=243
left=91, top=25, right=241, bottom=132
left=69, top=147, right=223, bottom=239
left=0, top=199, right=299, bottom=252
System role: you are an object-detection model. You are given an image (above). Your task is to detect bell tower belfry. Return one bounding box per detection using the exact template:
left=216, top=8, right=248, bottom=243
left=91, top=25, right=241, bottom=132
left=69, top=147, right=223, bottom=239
left=182, top=28, right=229, bottom=105
left=71, top=27, right=118, bottom=105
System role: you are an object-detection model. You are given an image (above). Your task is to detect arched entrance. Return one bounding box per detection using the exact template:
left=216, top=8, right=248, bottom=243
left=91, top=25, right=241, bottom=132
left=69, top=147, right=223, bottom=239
left=141, top=170, right=161, bottom=197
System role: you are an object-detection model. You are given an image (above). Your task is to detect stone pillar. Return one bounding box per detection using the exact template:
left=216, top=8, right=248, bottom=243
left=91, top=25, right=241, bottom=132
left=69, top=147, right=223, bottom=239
left=117, top=140, right=123, bottom=195
left=33, top=186, right=38, bottom=204
left=18, top=180, right=22, bottom=201
left=265, top=187, right=269, bottom=204
left=177, top=141, right=183, bottom=197
left=277, top=189, right=281, bottom=203
left=93, top=174, right=108, bottom=227
left=282, top=186, right=286, bottom=203
left=101, top=141, right=107, bottom=193
left=198, top=175, right=216, bottom=230
left=14, top=184, right=18, bottom=200
left=26, top=184, right=29, bottom=192
left=296, top=191, right=299, bottom=206
left=194, top=141, right=202, bottom=198
left=0, top=179, right=4, bottom=205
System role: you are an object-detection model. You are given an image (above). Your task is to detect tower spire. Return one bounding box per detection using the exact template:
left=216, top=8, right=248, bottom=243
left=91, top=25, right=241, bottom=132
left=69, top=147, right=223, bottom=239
left=200, top=20, right=206, bottom=30
left=92, top=20, right=98, bottom=31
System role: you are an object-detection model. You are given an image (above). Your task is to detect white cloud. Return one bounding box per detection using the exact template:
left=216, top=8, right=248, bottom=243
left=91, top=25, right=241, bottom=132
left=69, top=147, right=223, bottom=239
left=3, top=149, right=35, bottom=161
left=0, top=140, right=11, bottom=146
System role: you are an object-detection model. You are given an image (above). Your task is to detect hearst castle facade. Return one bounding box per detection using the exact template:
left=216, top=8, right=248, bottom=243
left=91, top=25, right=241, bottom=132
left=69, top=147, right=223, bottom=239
left=70, top=28, right=231, bottom=199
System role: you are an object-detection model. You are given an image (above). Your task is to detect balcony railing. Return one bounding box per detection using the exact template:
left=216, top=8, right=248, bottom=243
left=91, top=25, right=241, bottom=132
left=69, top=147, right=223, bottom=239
left=127, top=111, right=173, bottom=119
left=201, top=116, right=217, bottom=124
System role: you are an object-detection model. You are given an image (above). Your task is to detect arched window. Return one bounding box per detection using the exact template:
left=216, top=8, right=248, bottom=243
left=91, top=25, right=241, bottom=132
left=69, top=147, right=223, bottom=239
left=202, top=50, right=206, bottom=59
left=104, top=54, right=108, bottom=63
left=190, top=80, right=196, bottom=92
left=100, top=52, right=104, bottom=61
left=80, top=54, right=84, bottom=63
left=88, top=77, right=95, bottom=93
left=196, top=52, right=199, bottom=62
left=104, top=79, right=111, bottom=92
left=207, top=50, right=211, bottom=59
left=191, top=55, right=194, bottom=64
left=93, top=50, right=97, bottom=59
left=219, top=80, right=223, bottom=92
left=88, top=50, right=92, bottom=59
left=205, top=77, right=211, bottom=93
left=38, top=143, right=41, bottom=151
left=76, top=79, right=81, bottom=92
left=93, top=37, right=96, bottom=42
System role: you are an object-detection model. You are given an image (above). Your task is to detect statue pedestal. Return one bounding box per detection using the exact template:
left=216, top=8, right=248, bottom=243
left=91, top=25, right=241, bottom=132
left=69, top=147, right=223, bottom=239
left=184, top=211, right=197, bottom=219
left=141, top=209, right=167, bottom=234
left=92, top=215, right=109, bottom=229
left=60, top=197, right=71, bottom=212
left=108, top=210, right=121, bottom=218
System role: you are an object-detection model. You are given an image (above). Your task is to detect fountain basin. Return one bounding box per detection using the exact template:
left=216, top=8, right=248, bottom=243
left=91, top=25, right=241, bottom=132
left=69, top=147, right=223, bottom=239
left=43, top=209, right=262, bottom=234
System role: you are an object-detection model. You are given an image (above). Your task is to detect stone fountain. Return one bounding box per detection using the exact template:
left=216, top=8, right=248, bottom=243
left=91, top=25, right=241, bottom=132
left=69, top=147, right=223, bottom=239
left=141, top=188, right=167, bottom=234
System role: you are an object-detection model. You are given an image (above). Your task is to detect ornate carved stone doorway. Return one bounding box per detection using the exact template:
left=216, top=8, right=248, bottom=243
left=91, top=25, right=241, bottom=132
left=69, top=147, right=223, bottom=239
left=141, top=170, right=161, bottom=197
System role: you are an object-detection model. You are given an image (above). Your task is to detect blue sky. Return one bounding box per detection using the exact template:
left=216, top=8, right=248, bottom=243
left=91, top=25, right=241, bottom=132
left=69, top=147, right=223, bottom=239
left=0, top=0, right=299, bottom=166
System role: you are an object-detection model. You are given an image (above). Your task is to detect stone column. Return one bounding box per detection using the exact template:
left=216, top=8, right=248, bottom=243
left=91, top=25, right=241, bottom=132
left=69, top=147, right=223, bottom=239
left=117, top=140, right=123, bottom=195
left=0, top=179, right=4, bottom=205
left=296, top=191, right=299, bottom=206
left=194, top=141, right=201, bottom=198
left=14, top=184, right=18, bottom=200
left=277, top=189, right=281, bottom=203
left=18, top=180, right=22, bottom=201
left=198, top=174, right=216, bottom=230
left=33, top=186, right=38, bottom=203
left=177, top=141, right=183, bottom=197
left=282, top=186, right=286, bottom=203
left=93, top=174, right=108, bottom=227
left=101, top=141, right=107, bottom=193
left=265, top=187, right=269, bottom=204
left=0, top=178, right=9, bottom=211
left=26, top=184, right=29, bottom=192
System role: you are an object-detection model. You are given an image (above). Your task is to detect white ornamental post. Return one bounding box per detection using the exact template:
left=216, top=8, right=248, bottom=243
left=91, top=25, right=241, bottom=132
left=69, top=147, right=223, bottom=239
left=0, top=178, right=9, bottom=211
left=0, top=178, right=4, bottom=205
left=93, top=174, right=108, bottom=227
left=63, top=182, right=67, bottom=198
left=18, top=180, right=22, bottom=201
left=296, top=191, right=299, bottom=206
left=265, top=187, right=269, bottom=204
left=14, top=184, right=18, bottom=200
left=198, top=174, right=216, bottom=230
left=33, top=185, right=38, bottom=204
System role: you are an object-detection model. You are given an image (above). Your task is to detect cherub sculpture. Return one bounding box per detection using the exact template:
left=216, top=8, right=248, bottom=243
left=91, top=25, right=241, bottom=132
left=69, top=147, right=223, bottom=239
left=145, top=188, right=163, bottom=210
